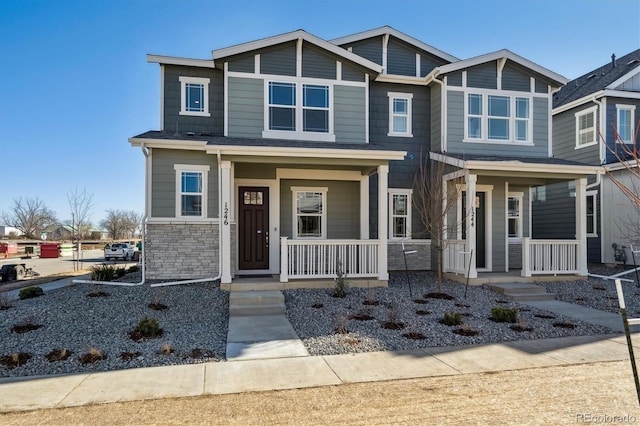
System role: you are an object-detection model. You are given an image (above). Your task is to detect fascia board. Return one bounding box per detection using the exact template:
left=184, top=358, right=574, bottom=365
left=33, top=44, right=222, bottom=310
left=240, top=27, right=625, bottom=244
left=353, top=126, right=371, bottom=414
left=330, top=26, right=459, bottom=63
left=552, top=91, right=605, bottom=114
left=465, top=160, right=602, bottom=175
left=603, top=89, right=640, bottom=99
left=605, top=65, right=640, bottom=89
left=213, top=30, right=382, bottom=73
left=375, top=74, right=428, bottom=85
left=605, top=159, right=639, bottom=171
left=147, top=54, right=215, bottom=68
left=436, top=49, right=568, bottom=86
left=129, top=137, right=208, bottom=151
left=205, top=144, right=406, bottom=161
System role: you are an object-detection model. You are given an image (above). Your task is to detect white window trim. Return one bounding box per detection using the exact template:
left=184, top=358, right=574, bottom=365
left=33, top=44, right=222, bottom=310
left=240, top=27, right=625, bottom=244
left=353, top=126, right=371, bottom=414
left=463, top=90, right=533, bottom=145
left=174, top=164, right=210, bottom=219
left=616, top=104, right=636, bottom=144
left=586, top=190, right=598, bottom=238
left=575, top=106, right=598, bottom=149
left=387, top=92, right=413, bottom=137
left=179, top=76, right=210, bottom=117
left=291, top=186, right=328, bottom=239
left=263, top=79, right=336, bottom=142
left=388, top=189, right=412, bottom=239
left=507, top=192, right=523, bottom=242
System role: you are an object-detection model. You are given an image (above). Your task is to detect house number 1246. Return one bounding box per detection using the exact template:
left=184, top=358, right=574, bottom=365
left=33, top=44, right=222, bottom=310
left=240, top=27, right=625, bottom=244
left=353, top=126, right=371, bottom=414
left=223, top=203, right=229, bottom=225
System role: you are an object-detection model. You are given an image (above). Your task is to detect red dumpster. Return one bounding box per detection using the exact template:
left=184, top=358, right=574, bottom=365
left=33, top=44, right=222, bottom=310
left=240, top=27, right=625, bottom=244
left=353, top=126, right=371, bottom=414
left=40, top=243, right=60, bottom=258
left=0, top=242, right=18, bottom=254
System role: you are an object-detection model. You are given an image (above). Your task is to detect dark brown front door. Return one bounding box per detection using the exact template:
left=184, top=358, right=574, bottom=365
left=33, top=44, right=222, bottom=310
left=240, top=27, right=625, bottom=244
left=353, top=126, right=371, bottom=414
left=238, top=187, right=269, bottom=270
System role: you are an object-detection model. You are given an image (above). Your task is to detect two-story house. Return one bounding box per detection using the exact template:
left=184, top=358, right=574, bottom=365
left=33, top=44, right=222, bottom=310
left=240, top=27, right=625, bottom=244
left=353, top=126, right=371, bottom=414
left=129, top=26, right=601, bottom=285
left=544, top=49, right=640, bottom=265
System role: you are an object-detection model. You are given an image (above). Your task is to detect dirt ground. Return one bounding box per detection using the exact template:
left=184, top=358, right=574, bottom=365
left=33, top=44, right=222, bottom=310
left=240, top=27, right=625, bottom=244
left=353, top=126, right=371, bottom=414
left=2, top=361, right=640, bottom=425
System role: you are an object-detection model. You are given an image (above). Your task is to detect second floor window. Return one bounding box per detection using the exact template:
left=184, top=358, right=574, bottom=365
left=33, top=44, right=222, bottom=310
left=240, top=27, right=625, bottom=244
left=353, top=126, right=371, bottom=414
left=267, top=81, right=330, bottom=135
left=269, top=82, right=296, bottom=131
left=179, top=76, right=210, bottom=117
left=466, top=93, right=529, bottom=142
left=617, top=105, right=636, bottom=144
left=388, top=92, right=413, bottom=137
left=575, top=107, right=597, bottom=148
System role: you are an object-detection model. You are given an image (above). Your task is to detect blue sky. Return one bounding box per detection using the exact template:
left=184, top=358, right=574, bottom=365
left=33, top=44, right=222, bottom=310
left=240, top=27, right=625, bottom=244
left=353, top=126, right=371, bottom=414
left=1, top=0, right=639, bottom=226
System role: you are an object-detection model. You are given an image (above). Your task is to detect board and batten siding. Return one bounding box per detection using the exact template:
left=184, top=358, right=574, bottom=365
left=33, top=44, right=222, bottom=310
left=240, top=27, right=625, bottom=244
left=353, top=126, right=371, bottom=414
left=552, top=103, right=601, bottom=165
left=151, top=148, right=219, bottom=218
left=446, top=90, right=550, bottom=157
left=227, top=76, right=264, bottom=138
left=334, top=85, right=366, bottom=143
left=279, top=179, right=360, bottom=239
left=163, top=65, right=223, bottom=135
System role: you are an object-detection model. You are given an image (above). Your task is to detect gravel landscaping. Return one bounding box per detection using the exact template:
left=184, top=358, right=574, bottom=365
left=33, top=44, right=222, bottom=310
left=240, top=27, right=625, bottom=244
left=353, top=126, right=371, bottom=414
left=0, top=265, right=637, bottom=378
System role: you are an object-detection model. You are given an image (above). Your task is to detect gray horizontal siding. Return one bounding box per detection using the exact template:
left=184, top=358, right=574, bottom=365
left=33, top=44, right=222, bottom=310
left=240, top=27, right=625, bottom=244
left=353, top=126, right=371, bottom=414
left=447, top=72, right=462, bottom=86
left=334, top=85, right=366, bottom=143
left=532, top=97, right=549, bottom=155
left=605, top=97, right=640, bottom=163
left=151, top=148, right=218, bottom=218
left=421, top=52, right=448, bottom=77
left=467, top=63, right=497, bottom=89
left=302, top=43, right=336, bottom=80
left=446, top=90, right=465, bottom=148
left=163, top=65, right=222, bottom=135
left=552, top=103, right=601, bottom=164
left=279, top=179, right=360, bottom=239
left=341, top=64, right=366, bottom=82
left=502, top=61, right=530, bottom=92
left=347, top=37, right=383, bottom=65
left=535, top=80, right=548, bottom=93
left=228, top=54, right=255, bottom=73
left=260, top=42, right=296, bottom=76
left=387, top=38, right=416, bottom=76
left=431, top=83, right=442, bottom=152
left=227, top=77, right=263, bottom=138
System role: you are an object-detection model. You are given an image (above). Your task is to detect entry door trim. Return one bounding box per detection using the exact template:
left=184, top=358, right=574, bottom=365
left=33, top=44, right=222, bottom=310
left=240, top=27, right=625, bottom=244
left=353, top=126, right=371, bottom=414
left=457, top=184, right=493, bottom=272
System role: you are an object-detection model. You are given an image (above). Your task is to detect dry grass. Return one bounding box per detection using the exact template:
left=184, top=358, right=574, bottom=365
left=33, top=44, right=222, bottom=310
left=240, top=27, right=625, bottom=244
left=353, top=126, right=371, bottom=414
left=1, top=361, right=639, bottom=424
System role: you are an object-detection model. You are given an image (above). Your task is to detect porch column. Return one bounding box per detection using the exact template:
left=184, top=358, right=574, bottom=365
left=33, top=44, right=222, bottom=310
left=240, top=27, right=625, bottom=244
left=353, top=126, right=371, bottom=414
left=575, top=177, right=588, bottom=276
left=466, top=174, right=478, bottom=279
left=221, top=160, right=232, bottom=284
left=360, top=175, right=369, bottom=239
left=378, top=164, right=389, bottom=280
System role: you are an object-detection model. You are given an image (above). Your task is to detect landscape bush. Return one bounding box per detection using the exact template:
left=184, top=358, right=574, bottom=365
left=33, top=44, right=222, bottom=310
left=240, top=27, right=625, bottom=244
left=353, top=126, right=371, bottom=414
left=18, top=286, right=44, bottom=300
left=490, top=307, right=518, bottom=323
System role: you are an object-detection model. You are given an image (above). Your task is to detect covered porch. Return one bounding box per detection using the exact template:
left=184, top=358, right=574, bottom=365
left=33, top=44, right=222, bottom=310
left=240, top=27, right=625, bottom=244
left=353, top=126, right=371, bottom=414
left=432, top=153, right=602, bottom=281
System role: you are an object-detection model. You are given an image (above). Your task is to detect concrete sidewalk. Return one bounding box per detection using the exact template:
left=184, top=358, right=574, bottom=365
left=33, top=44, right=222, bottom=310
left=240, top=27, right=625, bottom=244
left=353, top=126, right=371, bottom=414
left=0, top=333, right=637, bottom=413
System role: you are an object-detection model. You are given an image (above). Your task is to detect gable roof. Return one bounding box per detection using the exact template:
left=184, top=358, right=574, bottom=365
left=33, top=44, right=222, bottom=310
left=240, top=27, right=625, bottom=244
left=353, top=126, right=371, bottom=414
left=329, top=25, right=459, bottom=63
left=553, top=48, right=640, bottom=108
left=426, top=49, right=568, bottom=86
left=212, top=29, right=383, bottom=73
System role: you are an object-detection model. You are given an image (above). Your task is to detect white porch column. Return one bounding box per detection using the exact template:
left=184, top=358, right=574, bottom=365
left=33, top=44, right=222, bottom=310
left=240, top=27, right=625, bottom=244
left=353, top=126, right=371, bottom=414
left=377, top=165, right=389, bottom=280
left=220, top=160, right=232, bottom=284
left=575, top=177, right=588, bottom=276
left=466, top=174, right=478, bottom=279
left=360, top=175, right=369, bottom=240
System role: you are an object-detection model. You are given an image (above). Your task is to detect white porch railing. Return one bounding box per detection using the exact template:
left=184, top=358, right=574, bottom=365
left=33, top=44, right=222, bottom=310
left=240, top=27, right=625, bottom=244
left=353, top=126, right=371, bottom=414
left=521, top=237, right=580, bottom=277
left=280, top=237, right=379, bottom=282
left=442, top=239, right=468, bottom=275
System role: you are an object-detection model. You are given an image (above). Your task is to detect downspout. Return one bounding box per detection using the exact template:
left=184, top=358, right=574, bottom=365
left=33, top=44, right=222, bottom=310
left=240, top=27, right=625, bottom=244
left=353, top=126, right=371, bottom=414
left=426, top=70, right=445, bottom=153
left=150, top=149, right=224, bottom=287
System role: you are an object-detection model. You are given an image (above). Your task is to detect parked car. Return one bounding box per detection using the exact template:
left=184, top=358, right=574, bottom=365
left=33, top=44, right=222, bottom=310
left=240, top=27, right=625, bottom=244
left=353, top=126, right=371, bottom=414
left=104, top=243, right=135, bottom=261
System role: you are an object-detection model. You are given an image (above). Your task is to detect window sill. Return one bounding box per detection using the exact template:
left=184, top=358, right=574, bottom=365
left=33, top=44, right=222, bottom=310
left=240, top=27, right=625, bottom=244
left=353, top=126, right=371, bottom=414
left=262, top=130, right=336, bottom=142
left=387, top=132, right=413, bottom=138
left=179, top=111, right=211, bottom=117
left=463, top=139, right=534, bottom=146
left=574, top=142, right=597, bottom=150
left=587, top=233, right=598, bottom=238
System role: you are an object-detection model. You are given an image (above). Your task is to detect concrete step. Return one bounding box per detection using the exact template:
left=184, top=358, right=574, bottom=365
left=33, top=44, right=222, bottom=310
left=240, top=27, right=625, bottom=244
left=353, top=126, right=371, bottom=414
left=227, top=282, right=284, bottom=292
left=229, top=291, right=284, bottom=306
left=507, top=292, right=556, bottom=302
left=229, top=304, right=286, bottom=316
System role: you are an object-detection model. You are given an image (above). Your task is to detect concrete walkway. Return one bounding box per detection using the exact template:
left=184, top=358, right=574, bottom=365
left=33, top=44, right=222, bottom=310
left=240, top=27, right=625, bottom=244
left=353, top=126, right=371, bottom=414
left=226, top=315, right=309, bottom=360
left=1, top=333, right=637, bottom=413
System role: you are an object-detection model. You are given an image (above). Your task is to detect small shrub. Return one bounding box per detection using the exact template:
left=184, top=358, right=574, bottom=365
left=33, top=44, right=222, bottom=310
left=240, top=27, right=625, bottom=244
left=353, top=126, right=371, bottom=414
left=440, top=311, right=463, bottom=326
left=130, top=317, right=163, bottom=341
left=453, top=323, right=479, bottom=336
left=158, top=343, right=174, bottom=355
left=342, top=336, right=361, bottom=345
left=18, top=286, right=44, bottom=300
left=402, top=331, right=426, bottom=340
left=46, top=348, right=73, bottom=362
left=79, top=347, right=106, bottom=365
left=90, top=264, right=116, bottom=281
left=511, top=318, right=533, bottom=332
left=0, top=292, right=12, bottom=310
left=333, top=261, right=349, bottom=298
left=490, top=307, right=518, bottom=323
left=0, top=352, right=31, bottom=369
left=334, top=315, right=349, bottom=334
left=128, top=265, right=139, bottom=273
left=115, top=267, right=127, bottom=278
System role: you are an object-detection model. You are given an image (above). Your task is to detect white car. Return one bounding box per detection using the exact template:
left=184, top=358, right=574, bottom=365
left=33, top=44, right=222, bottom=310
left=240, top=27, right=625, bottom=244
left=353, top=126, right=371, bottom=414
left=104, top=243, right=135, bottom=261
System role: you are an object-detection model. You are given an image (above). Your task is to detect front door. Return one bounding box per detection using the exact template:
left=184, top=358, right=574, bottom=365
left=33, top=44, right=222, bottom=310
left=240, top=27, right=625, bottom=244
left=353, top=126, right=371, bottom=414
left=238, top=187, right=269, bottom=270
left=462, top=191, right=486, bottom=268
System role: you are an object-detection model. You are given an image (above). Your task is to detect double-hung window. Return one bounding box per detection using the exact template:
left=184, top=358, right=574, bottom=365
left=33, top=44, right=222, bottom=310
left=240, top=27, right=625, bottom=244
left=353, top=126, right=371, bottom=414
left=292, top=187, right=327, bottom=238
left=586, top=191, right=597, bottom=236
left=389, top=189, right=412, bottom=238
left=466, top=93, right=529, bottom=142
left=617, top=105, right=636, bottom=144
left=179, top=76, right=210, bottom=117
left=174, top=165, right=209, bottom=218
left=507, top=193, right=523, bottom=240
left=265, top=81, right=333, bottom=141
left=575, top=107, right=597, bottom=148
left=387, top=92, right=413, bottom=137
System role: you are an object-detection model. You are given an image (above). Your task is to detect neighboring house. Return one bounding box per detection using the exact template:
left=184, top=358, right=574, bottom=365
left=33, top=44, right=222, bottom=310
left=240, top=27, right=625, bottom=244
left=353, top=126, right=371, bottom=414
left=41, top=224, right=73, bottom=241
left=545, top=49, right=640, bottom=265
left=130, top=26, right=600, bottom=284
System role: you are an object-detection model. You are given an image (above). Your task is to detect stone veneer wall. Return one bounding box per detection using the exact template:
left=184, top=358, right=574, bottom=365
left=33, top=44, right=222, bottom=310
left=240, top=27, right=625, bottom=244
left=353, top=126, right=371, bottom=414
left=508, top=242, right=522, bottom=269
left=145, top=223, right=232, bottom=280
left=388, top=241, right=432, bottom=271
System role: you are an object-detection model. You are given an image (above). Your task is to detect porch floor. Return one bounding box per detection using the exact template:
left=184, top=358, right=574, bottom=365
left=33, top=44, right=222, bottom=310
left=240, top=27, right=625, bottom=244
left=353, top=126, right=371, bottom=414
left=444, top=270, right=586, bottom=286
left=222, top=276, right=388, bottom=292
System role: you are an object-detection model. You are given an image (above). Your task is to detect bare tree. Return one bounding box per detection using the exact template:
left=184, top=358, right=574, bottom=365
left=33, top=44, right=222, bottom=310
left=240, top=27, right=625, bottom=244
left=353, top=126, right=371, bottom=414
left=67, top=188, right=94, bottom=239
left=1, top=197, right=58, bottom=239
left=100, top=209, right=142, bottom=240
left=413, top=155, right=464, bottom=292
